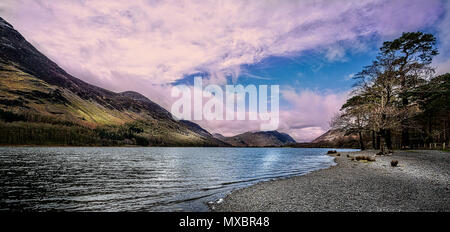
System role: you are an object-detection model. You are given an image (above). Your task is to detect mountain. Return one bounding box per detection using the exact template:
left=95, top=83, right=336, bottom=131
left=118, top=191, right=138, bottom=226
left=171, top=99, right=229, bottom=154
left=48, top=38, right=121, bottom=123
left=0, top=17, right=224, bottom=146
left=290, top=129, right=359, bottom=148
left=214, top=131, right=296, bottom=147
left=311, top=130, right=350, bottom=143
left=311, top=129, right=359, bottom=145
left=212, top=133, right=227, bottom=141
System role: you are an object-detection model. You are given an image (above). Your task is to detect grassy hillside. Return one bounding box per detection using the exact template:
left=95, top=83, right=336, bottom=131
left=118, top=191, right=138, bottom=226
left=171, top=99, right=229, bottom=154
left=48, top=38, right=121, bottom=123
left=0, top=62, right=223, bottom=146
left=0, top=17, right=226, bottom=147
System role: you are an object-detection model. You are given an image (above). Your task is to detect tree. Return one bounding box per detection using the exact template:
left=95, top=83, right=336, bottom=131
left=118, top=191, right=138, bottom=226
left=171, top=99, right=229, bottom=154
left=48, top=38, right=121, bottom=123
left=412, top=73, right=450, bottom=144
left=338, top=32, right=439, bottom=153
left=380, top=32, right=438, bottom=148
left=331, top=95, right=370, bottom=150
left=352, top=55, right=411, bottom=153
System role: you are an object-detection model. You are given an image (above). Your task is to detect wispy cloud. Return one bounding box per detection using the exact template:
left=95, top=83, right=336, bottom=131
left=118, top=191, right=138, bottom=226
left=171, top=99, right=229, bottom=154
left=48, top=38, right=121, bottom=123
left=277, top=88, right=349, bottom=141
left=2, top=0, right=443, bottom=86
left=182, top=87, right=349, bottom=142
left=345, top=73, right=355, bottom=81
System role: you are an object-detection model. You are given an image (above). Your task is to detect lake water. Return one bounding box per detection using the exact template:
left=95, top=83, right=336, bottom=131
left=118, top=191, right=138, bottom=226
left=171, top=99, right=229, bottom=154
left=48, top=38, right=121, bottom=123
left=0, top=147, right=356, bottom=211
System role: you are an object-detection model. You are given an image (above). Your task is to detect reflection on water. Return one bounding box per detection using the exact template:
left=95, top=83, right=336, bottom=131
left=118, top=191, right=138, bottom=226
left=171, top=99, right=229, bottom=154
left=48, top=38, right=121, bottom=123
left=0, top=147, right=356, bottom=211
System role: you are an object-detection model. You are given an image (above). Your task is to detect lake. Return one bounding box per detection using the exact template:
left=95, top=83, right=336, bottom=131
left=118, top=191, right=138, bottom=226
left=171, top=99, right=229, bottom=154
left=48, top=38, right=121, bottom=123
left=0, top=147, right=357, bottom=211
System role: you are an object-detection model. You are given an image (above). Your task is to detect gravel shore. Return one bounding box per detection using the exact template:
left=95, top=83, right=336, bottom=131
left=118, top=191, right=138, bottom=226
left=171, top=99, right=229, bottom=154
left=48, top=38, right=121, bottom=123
left=212, top=150, right=450, bottom=212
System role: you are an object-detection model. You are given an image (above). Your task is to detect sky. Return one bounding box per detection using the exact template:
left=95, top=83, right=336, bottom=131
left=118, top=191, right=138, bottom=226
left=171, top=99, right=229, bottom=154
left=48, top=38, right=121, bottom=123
left=1, top=0, right=449, bottom=141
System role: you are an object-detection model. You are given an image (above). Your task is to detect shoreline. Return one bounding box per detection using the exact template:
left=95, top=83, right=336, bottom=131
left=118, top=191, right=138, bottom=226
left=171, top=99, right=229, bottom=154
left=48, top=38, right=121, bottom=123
left=211, top=150, right=450, bottom=212
left=0, top=145, right=357, bottom=149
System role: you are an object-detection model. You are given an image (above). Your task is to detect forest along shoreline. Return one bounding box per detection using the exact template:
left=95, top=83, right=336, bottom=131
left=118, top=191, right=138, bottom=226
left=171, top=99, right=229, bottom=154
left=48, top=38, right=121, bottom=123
left=211, top=150, right=450, bottom=212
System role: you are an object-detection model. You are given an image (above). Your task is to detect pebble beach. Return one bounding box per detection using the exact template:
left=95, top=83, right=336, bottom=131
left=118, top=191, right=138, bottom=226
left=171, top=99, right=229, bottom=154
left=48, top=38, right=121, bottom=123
left=212, top=150, right=450, bottom=212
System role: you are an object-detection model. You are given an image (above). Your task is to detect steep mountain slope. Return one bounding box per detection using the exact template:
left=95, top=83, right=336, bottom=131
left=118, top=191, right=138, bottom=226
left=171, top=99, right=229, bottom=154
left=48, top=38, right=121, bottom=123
left=290, top=129, right=359, bottom=148
left=215, top=131, right=296, bottom=147
left=0, top=17, right=223, bottom=146
left=212, top=133, right=227, bottom=141
left=311, top=130, right=349, bottom=143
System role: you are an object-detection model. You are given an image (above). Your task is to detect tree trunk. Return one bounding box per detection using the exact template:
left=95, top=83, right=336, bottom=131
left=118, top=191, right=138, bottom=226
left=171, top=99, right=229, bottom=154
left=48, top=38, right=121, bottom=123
left=445, top=120, right=450, bottom=144
left=444, top=119, right=447, bottom=144
left=401, top=126, right=409, bottom=149
left=400, top=73, right=410, bottom=149
left=372, top=130, right=376, bottom=149
left=380, top=134, right=386, bottom=154
left=376, top=132, right=381, bottom=150
left=386, top=129, right=392, bottom=150
left=378, top=129, right=391, bottom=154
left=358, top=131, right=365, bottom=150
left=428, top=112, right=433, bottom=143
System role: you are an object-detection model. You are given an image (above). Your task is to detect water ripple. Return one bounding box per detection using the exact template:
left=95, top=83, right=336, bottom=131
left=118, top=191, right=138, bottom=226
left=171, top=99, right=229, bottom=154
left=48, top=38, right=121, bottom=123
left=0, top=147, right=357, bottom=211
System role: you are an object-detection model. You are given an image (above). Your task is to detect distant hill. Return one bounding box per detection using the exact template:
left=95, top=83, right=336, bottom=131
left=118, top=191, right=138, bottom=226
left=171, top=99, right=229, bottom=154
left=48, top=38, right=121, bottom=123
left=212, top=133, right=227, bottom=141
left=291, top=129, right=360, bottom=148
left=0, top=17, right=224, bottom=147
left=214, top=131, right=296, bottom=147
left=311, top=130, right=353, bottom=143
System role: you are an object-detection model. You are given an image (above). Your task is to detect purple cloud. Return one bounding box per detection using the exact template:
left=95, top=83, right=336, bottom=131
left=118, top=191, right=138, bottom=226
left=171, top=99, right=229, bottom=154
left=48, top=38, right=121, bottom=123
left=0, top=0, right=446, bottom=140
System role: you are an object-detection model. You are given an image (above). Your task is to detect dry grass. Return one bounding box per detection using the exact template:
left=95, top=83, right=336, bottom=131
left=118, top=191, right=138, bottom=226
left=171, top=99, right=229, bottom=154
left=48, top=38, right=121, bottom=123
left=353, top=155, right=376, bottom=162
